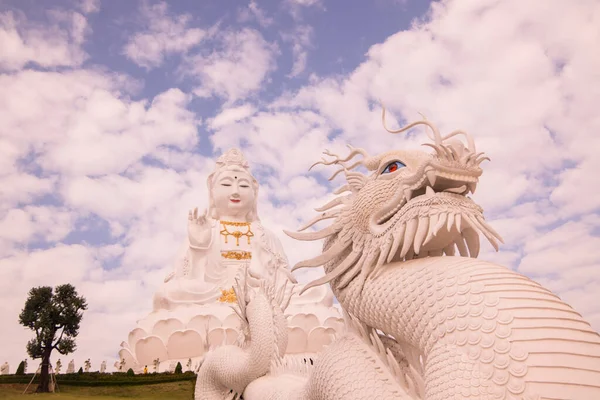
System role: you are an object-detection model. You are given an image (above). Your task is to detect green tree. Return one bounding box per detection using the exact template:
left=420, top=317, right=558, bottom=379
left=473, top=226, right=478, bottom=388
left=77, top=367, right=83, bottom=374
left=127, top=368, right=134, bottom=376
left=18, top=284, right=87, bottom=393
left=175, top=361, right=182, bottom=374
left=15, top=360, right=26, bottom=375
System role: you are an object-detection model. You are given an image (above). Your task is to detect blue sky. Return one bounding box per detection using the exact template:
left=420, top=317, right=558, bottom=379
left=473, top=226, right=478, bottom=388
left=1, top=0, right=431, bottom=108
left=0, top=0, right=599, bottom=372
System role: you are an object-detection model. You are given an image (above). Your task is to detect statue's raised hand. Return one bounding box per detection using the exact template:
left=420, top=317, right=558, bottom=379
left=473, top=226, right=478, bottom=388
left=188, top=207, right=212, bottom=249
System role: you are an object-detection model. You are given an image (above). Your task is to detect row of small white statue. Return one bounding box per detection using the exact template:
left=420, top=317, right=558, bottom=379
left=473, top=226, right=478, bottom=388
left=57, top=359, right=107, bottom=374
left=0, top=358, right=196, bottom=375
left=114, top=358, right=198, bottom=374
left=0, top=360, right=107, bottom=375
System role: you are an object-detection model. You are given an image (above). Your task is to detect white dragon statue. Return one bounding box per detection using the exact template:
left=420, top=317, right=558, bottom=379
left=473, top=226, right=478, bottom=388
left=195, top=110, right=600, bottom=400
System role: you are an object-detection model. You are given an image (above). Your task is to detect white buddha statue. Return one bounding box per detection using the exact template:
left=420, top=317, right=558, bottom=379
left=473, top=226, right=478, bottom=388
left=154, top=148, right=295, bottom=309
left=118, top=148, right=343, bottom=373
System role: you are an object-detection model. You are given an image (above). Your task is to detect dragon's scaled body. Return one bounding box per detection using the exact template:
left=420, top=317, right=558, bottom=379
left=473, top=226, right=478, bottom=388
left=194, top=111, right=600, bottom=399
left=194, top=268, right=291, bottom=400
left=243, top=313, right=421, bottom=400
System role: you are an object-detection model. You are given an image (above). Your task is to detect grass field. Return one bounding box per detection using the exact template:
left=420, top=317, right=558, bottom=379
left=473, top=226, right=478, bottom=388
left=0, top=381, right=195, bottom=399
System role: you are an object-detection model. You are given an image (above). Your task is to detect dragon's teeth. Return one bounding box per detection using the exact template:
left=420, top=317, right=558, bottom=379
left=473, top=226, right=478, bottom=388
left=404, top=188, right=413, bottom=201
left=446, top=213, right=455, bottom=231
left=425, top=186, right=435, bottom=197
left=455, top=236, right=468, bottom=257
left=379, top=237, right=393, bottom=265
left=463, top=228, right=480, bottom=258
left=388, top=224, right=406, bottom=263
left=424, top=213, right=439, bottom=245
left=426, top=170, right=437, bottom=186
left=414, top=216, right=429, bottom=254
left=434, top=212, right=447, bottom=235
left=468, top=182, right=477, bottom=194
left=401, top=218, right=418, bottom=257
left=464, top=214, right=498, bottom=252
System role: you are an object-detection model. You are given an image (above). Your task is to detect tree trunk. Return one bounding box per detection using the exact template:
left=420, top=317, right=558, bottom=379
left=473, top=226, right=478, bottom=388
left=36, top=348, right=52, bottom=393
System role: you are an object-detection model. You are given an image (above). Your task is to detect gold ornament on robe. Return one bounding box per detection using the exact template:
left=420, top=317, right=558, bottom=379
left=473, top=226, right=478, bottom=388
left=218, top=287, right=237, bottom=303
left=220, top=221, right=254, bottom=246
left=221, top=250, right=252, bottom=260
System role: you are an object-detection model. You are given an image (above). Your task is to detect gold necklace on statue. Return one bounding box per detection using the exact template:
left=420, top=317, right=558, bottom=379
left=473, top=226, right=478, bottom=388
left=219, top=220, right=254, bottom=246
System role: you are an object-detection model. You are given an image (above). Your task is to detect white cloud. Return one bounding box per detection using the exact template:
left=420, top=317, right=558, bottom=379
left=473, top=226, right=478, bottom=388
left=286, top=0, right=325, bottom=21
left=123, top=1, right=210, bottom=69
left=0, top=172, right=55, bottom=210
left=62, top=167, right=189, bottom=220
left=238, top=1, right=274, bottom=28
left=268, top=175, right=328, bottom=203
left=186, top=28, right=279, bottom=103
left=77, top=0, right=101, bottom=14
left=0, top=206, right=74, bottom=244
left=288, top=0, right=321, bottom=5
left=210, top=109, right=337, bottom=180
left=282, top=24, right=313, bottom=77
left=208, top=104, right=257, bottom=130
left=0, top=10, right=89, bottom=71
left=551, top=157, right=600, bottom=218
left=0, top=70, right=198, bottom=177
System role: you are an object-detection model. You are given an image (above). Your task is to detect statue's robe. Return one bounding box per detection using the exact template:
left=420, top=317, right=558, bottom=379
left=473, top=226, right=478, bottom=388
left=154, top=219, right=289, bottom=310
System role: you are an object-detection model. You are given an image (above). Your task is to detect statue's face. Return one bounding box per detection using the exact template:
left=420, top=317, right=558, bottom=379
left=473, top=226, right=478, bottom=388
left=212, top=169, right=256, bottom=218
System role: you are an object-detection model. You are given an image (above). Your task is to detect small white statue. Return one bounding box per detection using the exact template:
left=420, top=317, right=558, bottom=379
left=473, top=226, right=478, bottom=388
left=153, top=358, right=160, bottom=373
left=84, top=359, right=91, bottom=373
left=100, top=361, right=106, bottom=373
left=168, top=361, right=177, bottom=373
left=0, top=362, right=8, bottom=375
left=55, top=359, right=62, bottom=374
left=66, top=359, right=74, bottom=374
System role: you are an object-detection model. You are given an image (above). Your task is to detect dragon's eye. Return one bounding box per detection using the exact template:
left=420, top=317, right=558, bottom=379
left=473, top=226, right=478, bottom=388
left=381, top=161, right=406, bottom=174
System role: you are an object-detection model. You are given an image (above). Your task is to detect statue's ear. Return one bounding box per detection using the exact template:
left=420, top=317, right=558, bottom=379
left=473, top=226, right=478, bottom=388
left=345, top=171, right=367, bottom=192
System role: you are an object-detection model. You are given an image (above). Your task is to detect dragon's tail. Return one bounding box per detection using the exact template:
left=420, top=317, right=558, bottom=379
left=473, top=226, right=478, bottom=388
left=243, top=356, right=313, bottom=400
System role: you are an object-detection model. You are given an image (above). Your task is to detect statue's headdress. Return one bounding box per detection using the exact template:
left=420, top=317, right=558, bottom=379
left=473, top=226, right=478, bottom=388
left=207, top=148, right=259, bottom=221
left=214, top=148, right=251, bottom=171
